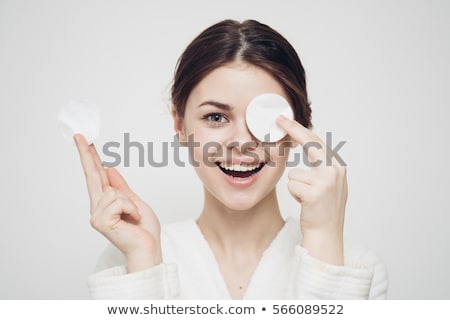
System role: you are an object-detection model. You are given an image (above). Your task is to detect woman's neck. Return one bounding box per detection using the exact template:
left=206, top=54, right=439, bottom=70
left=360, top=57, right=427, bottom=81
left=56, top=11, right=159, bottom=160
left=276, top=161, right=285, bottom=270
left=196, top=188, right=285, bottom=299
left=196, top=189, right=285, bottom=255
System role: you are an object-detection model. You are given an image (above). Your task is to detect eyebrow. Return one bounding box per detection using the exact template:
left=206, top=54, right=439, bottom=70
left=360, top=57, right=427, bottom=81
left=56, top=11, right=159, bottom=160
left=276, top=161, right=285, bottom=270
left=198, top=100, right=233, bottom=111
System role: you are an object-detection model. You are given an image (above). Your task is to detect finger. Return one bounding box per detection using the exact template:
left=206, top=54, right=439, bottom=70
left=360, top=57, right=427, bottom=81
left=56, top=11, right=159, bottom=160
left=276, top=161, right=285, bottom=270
left=74, top=134, right=103, bottom=204
left=92, top=189, right=141, bottom=227
left=106, top=168, right=139, bottom=201
left=89, top=144, right=110, bottom=190
left=287, top=180, right=313, bottom=205
left=107, top=197, right=141, bottom=224
left=92, top=198, right=141, bottom=232
left=276, top=115, right=323, bottom=145
left=92, top=187, right=123, bottom=214
left=276, top=115, right=326, bottom=164
left=288, top=168, right=315, bottom=185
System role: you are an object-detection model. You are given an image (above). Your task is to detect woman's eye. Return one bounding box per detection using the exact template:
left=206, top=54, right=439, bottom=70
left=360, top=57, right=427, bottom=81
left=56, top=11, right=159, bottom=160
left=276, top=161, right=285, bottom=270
left=203, top=113, right=228, bottom=124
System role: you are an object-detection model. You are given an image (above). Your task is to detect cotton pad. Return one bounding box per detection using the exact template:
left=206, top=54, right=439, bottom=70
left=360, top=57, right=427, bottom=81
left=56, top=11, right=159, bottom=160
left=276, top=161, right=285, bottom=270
left=245, top=93, right=294, bottom=142
left=57, top=99, right=100, bottom=145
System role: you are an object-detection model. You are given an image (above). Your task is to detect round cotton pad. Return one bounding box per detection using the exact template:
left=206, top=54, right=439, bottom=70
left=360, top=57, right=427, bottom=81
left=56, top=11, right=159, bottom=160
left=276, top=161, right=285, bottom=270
left=245, top=93, right=294, bottom=142
left=57, top=99, right=100, bottom=145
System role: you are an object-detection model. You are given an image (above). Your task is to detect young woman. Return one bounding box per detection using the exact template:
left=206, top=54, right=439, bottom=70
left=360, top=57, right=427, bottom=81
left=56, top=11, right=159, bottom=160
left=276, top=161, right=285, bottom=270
left=75, top=19, right=388, bottom=299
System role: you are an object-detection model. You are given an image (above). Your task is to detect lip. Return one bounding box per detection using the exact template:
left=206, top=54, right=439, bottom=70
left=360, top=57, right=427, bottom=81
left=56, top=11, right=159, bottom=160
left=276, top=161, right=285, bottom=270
left=216, top=162, right=265, bottom=187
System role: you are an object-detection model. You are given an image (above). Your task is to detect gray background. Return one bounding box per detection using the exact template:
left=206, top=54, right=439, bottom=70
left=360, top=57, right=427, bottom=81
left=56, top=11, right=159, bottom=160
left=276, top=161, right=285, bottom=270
left=1, top=0, right=449, bottom=299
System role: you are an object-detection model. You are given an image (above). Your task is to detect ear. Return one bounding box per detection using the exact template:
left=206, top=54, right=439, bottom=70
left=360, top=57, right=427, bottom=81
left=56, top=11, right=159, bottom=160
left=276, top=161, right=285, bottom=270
left=172, top=107, right=187, bottom=145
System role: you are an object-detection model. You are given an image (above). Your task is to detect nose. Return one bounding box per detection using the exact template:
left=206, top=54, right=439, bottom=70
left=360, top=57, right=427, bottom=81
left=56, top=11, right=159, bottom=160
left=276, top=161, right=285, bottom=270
left=224, top=119, right=259, bottom=158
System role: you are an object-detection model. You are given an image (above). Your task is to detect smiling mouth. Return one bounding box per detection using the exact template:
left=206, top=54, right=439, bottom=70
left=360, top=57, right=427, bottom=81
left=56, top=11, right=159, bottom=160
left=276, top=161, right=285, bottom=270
left=216, top=162, right=265, bottom=178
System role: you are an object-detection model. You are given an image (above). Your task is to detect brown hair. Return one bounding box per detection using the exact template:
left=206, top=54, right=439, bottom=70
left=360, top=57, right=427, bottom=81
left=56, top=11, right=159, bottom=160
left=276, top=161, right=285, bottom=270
left=171, top=19, right=312, bottom=128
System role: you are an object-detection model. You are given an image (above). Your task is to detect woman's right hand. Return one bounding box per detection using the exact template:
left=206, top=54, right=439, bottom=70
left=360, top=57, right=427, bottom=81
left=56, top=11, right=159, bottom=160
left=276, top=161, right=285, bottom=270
left=74, top=134, right=162, bottom=272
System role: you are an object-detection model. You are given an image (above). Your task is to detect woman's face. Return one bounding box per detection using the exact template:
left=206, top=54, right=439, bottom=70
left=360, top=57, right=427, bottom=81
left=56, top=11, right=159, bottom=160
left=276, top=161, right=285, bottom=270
left=174, top=62, right=291, bottom=211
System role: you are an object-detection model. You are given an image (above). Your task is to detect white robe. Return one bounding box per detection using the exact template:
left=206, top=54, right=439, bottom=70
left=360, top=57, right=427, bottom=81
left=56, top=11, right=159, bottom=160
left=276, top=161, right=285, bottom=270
left=88, top=217, right=388, bottom=299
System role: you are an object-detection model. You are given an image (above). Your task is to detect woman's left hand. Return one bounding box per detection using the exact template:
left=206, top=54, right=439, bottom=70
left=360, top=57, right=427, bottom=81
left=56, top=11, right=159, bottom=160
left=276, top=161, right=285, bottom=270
left=277, top=115, right=347, bottom=265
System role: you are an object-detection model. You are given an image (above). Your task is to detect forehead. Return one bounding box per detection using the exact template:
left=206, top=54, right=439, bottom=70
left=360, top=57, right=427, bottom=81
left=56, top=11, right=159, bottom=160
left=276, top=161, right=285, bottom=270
left=185, top=62, right=288, bottom=111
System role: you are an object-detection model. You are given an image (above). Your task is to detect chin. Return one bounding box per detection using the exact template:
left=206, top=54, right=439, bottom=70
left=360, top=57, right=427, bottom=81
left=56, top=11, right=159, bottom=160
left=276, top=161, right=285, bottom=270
left=204, top=169, right=280, bottom=212
left=216, top=193, right=263, bottom=212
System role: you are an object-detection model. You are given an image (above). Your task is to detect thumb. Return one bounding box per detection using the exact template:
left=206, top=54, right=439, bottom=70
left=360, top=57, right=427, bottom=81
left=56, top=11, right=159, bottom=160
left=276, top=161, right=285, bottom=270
left=106, top=167, right=136, bottom=198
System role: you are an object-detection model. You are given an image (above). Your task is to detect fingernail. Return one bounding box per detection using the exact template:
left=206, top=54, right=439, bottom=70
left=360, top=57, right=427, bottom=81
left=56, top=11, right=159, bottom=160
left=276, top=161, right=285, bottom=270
left=278, top=114, right=288, bottom=121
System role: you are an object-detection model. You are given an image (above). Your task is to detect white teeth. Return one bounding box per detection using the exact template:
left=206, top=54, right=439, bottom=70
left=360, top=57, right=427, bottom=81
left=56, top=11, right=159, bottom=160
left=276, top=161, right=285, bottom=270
left=218, top=163, right=261, bottom=172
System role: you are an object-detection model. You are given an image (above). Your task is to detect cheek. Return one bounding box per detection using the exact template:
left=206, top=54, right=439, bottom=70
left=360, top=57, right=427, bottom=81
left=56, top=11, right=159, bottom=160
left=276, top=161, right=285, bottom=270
left=268, top=143, right=290, bottom=169
left=187, top=127, right=226, bottom=164
left=185, top=121, right=225, bottom=142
